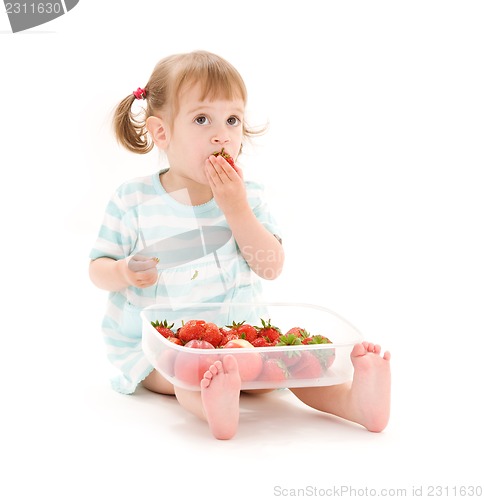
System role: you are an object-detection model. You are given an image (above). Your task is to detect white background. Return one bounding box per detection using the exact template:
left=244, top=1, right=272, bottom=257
left=1, top=1, right=483, bottom=499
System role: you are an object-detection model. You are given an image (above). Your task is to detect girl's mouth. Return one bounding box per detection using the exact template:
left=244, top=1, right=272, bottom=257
left=211, top=148, right=235, bottom=168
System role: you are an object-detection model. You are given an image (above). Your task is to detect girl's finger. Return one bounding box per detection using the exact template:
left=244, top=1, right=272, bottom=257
left=211, top=155, right=237, bottom=182
left=206, top=158, right=224, bottom=184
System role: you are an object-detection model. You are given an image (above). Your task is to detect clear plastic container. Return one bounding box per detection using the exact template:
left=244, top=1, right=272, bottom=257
left=141, top=302, right=363, bottom=391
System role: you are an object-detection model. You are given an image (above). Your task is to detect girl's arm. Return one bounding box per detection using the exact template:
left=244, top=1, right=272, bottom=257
left=205, top=156, right=284, bottom=280
left=224, top=204, right=284, bottom=280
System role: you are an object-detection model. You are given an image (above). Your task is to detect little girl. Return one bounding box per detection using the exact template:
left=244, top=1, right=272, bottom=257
left=89, top=50, right=391, bottom=439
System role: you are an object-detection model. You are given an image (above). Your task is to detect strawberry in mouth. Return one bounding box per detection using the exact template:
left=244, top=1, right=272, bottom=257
left=212, top=148, right=236, bottom=168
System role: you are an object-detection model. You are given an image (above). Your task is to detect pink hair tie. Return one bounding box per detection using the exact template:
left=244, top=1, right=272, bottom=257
left=133, top=87, right=147, bottom=100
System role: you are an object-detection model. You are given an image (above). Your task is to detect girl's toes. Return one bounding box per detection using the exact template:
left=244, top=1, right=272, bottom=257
left=351, top=343, right=367, bottom=357
left=212, top=361, right=223, bottom=373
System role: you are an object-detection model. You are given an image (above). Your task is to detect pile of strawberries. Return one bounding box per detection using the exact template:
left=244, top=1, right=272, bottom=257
left=151, top=318, right=336, bottom=385
left=151, top=318, right=333, bottom=349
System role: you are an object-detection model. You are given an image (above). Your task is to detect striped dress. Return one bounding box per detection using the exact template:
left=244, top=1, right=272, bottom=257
left=89, top=169, right=281, bottom=394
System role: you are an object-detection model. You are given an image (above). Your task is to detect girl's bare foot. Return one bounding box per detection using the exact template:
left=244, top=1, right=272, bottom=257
left=349, top=342, right=391, bottom=432
left=200, top=355, right=241, bottom=440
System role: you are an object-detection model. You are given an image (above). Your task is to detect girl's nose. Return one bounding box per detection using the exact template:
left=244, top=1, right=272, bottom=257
left=211, top=131, right=230, bottom=145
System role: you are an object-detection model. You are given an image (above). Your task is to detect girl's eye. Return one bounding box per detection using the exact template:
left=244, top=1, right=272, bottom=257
left=227, top=116, right=240, bottom=126
left=195, top=115, right=209, bottom=125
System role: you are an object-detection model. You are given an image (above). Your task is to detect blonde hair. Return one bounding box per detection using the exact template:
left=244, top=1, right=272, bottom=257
left=113, top=50, right=265, bottom=154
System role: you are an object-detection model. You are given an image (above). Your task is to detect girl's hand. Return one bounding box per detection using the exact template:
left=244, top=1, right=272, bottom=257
left=205, top=154, right=248, bottom=215
left=123, top=255, right=159, bottom=288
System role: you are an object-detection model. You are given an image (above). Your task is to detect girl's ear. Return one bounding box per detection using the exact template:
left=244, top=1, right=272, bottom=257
left=146, top=116, right=170, bottom=149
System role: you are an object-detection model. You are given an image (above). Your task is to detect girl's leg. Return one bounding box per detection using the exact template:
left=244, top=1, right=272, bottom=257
left=142, top=369, right=175, bottom=395
left=142, top=369, right=210, bottom=427
left=290, top=342, right=391, bottom=432
left=175, top=355, right=242, bottom=440
left=142, top=357, right=241, bottom=439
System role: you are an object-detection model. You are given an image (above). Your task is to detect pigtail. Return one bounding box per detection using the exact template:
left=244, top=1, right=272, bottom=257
left=113, top=93, right=153, bottom=155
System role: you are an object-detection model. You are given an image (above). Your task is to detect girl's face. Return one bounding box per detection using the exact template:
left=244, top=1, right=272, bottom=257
left=165, top=84, right=245, bottom=186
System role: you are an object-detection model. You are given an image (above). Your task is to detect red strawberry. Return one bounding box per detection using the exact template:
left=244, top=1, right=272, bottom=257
left=174, top=339, right=218, bottom=387
left=177, top=320, right=222, bottom=347
left=274, top=333, right=303, bottom=366
left=212, top=147, right=235, bottom=168
left=200, top=322, right=223, bottom=347
left=151, top=319, right=175, bottom=338
left=251, top=337, right=275, bottom=348
left=276, top=333, right=303, bottom=347
left=289, top=351, right=323, bottom=379
left=302, top=334, right=332, bottom=345
left=301, top=335, right=335, bottom=370
left=286, top=327, right=309, bottom=338
left=320, top=349, right=336, bottom=370
left=177, top=320, right=206, bottom=343
left=258, top=358, right=288, bottom=382
left=167, top=336, right=183, bottom=345
left=256, top=318, right=281, bottom=344
left=226, top=321, right=258, bottom=343
left=219, top=331, right=240, bottom=347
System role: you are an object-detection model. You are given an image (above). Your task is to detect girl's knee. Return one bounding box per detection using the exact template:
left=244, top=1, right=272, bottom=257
left=142, top=370, right=175, bottom=395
